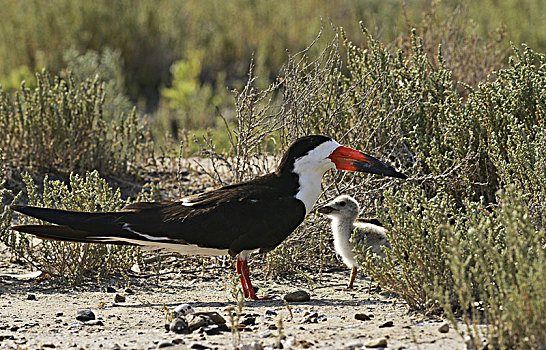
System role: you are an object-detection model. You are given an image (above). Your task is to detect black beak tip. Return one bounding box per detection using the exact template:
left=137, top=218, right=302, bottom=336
left=393, top=171, right=408, bottom=179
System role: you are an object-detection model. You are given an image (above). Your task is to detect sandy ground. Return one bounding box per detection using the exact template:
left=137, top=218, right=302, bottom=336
left=0, top=244, right=465, bottom=350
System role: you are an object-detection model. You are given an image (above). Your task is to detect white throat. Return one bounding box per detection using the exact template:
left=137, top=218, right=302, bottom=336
left=293, top=140, right=341, bottom=214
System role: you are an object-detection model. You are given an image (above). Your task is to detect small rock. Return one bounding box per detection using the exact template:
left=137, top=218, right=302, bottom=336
left=173, top=303, right=194, bottom=317
left=27, top=294, right=36, bottom=301
left=0, top=335, right=15, bottom=340
left=190, top=343, right=211, bottom=350
left=345, top=342, right=363, bottom=349
left=258, top=330, right=272, bottom=338
left=84, top=320, right=104, bottom=326
left=106, top=286, right=116, bottom=293
left=438, top=323, right=450, bottom=333
left=355, top=313, right=372, bottom=321
left=10, top=325, right=19, bottom=331
left=242, top=316, right=256, bottom=326
left=200, top=324, right=222, bottom=335
left=284, top=290, right=311, bottom=302
left=188, top=315, right=208, bottom=332
left=76, top=309, right=95, bottom=322
left=317, top=315, right=327, bottom=322
left=364, top=337, right=387, bottom=348
left=294, top=340, right=314, bottom=348
left=124, top=288, right=134, bottom=294
left=240, top=341, right=263, bottom=350
left=157, top=341, right=175, bottom=348
left=378, top=321, right=394, bottom=328
left=169, top=317, right=189, bottom=334
left=193, top=311, right=225, bottom=325
left=114, top=294, right=125, bottom=303
left=56, top=312, right=63, bottom=317
left=41, top=343, right=56, bottom=348
left=264, top=309, right=277, bottom=317
left=302, top=312, right=318, bottom=323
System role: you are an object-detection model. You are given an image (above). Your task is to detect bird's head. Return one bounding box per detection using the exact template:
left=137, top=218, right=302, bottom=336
left=317, top=195, right=360, bottom=222
left=278, top=135, right=407, bottom=179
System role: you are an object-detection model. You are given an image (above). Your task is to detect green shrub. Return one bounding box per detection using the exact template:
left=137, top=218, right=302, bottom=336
left=62, top=48, right=132, bottom=124
left=4, top=171, right=156, bottom=284
left=0, top=70, right=152, bottom=178
left=443, top=186, right=545, bottom=349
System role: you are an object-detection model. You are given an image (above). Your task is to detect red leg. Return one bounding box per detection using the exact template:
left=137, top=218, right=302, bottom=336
left=240, top=259, right=272, bottom=300
left=236, top=257, right=250, bottom=298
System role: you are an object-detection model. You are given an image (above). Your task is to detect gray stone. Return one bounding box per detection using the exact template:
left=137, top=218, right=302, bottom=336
left=378, top=320, right=393, bottom=328
left=76, top=309, right=95, bottom=322
left=354, top=313, right=372, bottom=321
left=169, top=317, right=189, bottom=334
left=364, top=337, right=387, bottom=348
left=114, top=294, right=125, bottom=303
left=259, top=330, right=272, bottom=338
left=173, top=303, right=194, bottom=317
left=157, top=341, right=174, bottom=348
left=188, top=315, right=208, bottom=332
left=438, top=322, right=450, bottom=333
left=284, top=290, right=311, bottom=302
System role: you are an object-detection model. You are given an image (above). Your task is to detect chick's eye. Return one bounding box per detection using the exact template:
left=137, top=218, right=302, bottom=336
left=339, top=201, right=346, bottom=206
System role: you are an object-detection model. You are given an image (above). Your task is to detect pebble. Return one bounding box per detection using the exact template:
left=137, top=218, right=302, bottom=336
left=364, top=337, right=388, bottom=348
left=242, top=316, right=256, bottom=326
left=378, top=321, right=394, bottom=328
left=76, top=309, right=95, bottom=322
left=56, top=312, right=63, bottom=317
left=169, top=317, right=189, bottom=334
left=284, top=290, right=311, bottom=302
left=157, top=341, right=175, bottom=348
left=239, top=341, right=263, bottom=350
left=258, top=330, right=272, bottom=338
left=344, top=342, right=363, bottom=349
left=193, top=312, right=226, bottom=325
left=173, top=303, right=194, bottom=317
left=188, top=315, right=208, bottom=332
left=114, top=294, right=125, bottom=303
left=125, top=288, right=134, bottom=294
left=438, top=323, right=450, bottom=333
left=106, top=286, right=116, bottom=293
left=200, top=324, right=222, bottom=335
left=264, top=310, right=277, bottom=317
left=302, top=312, right=318, bottom=323
left=40, top=343, right=56, bottom=348
left=27, top=294, right=36, bottom=301
left=84, top=320, right=104, bottom=326
left=354, top=313, right=372, bottom=321
left=190, top=343, right=211, bottom=350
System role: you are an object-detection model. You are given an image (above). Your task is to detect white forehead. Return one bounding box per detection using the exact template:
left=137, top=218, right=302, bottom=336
left=331, top=195, right=359, bottom=206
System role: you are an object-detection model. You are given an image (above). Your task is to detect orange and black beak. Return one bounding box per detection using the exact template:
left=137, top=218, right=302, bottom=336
left=328, top=146, right=407, bottom=179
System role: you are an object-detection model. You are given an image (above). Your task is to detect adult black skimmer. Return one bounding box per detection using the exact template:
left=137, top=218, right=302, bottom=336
left=318, top=195, right=390, bottom=289
left=11, top=135, right=405, bottom=299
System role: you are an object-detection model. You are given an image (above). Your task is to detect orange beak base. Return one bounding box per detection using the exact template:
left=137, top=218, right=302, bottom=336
left=328, top=146, right=407, bottom=179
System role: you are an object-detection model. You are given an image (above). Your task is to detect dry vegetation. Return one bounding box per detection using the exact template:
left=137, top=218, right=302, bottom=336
left=0, top=2, right=545, bottom=349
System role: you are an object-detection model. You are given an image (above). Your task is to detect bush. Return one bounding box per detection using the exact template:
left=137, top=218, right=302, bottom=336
left=3, top=171, right=156, bottom=284
left=0, top=71, right=152, bottom=178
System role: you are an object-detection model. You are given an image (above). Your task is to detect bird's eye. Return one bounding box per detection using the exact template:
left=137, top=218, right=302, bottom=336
left=339, top=201, right=346, bottom=206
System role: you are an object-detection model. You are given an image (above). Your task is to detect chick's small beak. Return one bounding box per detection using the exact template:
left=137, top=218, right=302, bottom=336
left=328, top=146, right=407, bottom=179
left=317, top=205, right=335, bottom=214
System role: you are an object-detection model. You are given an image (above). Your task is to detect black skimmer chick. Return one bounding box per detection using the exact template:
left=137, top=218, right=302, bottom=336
left=11, top=135, right=405, bottom=300
left=318, top=195, right=390, bottom=289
